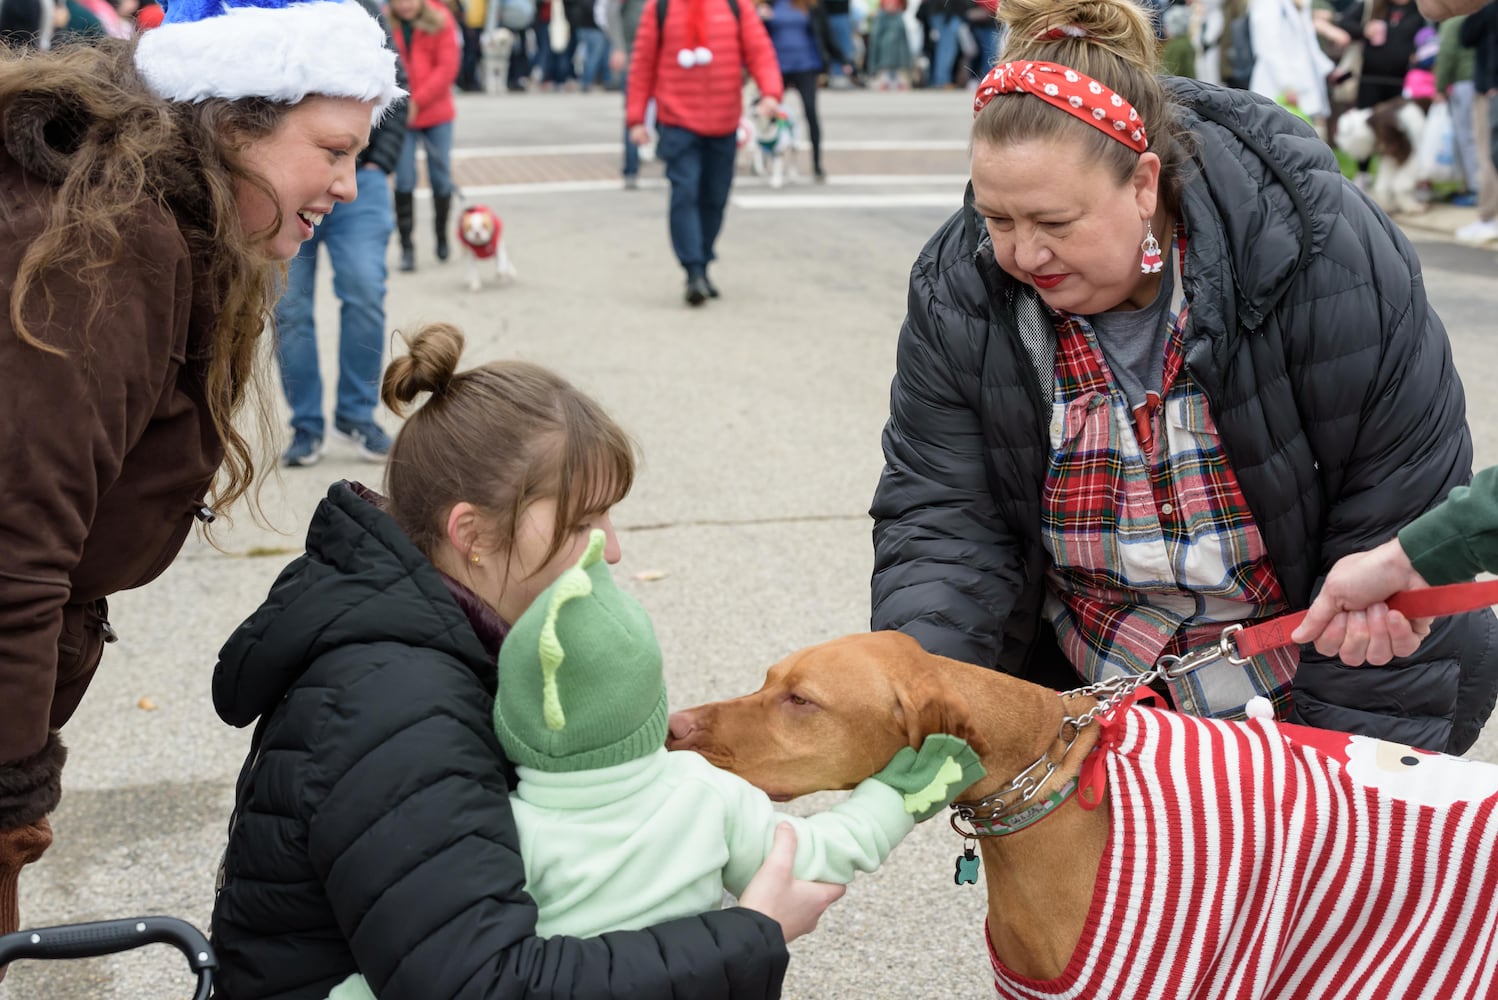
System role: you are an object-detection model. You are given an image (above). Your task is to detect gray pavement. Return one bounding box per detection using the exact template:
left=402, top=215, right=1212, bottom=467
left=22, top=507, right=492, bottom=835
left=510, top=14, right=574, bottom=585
left=6, top=87, right=1498, bottom=1000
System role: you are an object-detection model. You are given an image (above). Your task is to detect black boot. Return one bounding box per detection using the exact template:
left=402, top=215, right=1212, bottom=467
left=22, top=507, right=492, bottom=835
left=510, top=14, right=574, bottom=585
left=394, top=191, right=416, bottom=272
left=434, top=194, right=452, bottom=262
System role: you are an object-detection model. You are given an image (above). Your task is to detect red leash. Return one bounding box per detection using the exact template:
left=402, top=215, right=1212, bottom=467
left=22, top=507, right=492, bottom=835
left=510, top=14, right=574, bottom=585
left=1231, top=580, right=1498, bottom=659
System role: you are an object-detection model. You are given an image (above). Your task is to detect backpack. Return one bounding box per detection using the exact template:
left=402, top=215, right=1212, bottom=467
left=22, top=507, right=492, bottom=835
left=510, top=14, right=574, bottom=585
left=656, top=0, right=738, bottom=31
left=1220, top=0, right=1254, bottom=90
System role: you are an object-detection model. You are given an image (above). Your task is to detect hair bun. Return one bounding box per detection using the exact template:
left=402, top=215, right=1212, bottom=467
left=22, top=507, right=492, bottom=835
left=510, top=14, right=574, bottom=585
left=997, top=0, right=1156, bottom=72
left=381, top=322, right=466, bottom=416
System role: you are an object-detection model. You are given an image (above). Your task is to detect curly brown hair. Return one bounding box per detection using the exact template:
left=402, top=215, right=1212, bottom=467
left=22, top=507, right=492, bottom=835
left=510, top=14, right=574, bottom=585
left=0, top=38, right=289, bottom=520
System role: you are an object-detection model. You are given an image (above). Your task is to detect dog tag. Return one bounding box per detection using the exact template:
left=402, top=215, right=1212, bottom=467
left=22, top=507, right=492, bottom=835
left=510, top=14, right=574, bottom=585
left=954, top=847, right=980, bottom=886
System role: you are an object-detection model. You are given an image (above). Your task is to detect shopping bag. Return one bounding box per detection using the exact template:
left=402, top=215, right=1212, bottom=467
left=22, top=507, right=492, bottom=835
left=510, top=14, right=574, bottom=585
left=1416, top=101, right=1460, bottom=186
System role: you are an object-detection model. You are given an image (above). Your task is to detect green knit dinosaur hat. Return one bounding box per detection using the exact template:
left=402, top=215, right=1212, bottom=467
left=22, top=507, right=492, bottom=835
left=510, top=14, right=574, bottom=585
left=494, top=530, right=668, bottom=772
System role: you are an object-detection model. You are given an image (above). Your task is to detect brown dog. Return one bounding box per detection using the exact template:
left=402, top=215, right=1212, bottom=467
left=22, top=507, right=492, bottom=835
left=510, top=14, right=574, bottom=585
left=669, top=631, right=1498, bottom=999
left=667, top=630, right=1107, bottom=981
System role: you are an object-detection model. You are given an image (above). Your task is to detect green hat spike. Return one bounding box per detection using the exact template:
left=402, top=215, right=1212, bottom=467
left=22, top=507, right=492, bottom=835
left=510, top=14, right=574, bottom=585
left=536, top=531, right=608, bottom=731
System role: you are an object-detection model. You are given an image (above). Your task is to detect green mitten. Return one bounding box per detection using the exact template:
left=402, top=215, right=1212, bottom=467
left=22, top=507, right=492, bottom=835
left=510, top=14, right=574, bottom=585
left=871, top=734, right=986, bottom=822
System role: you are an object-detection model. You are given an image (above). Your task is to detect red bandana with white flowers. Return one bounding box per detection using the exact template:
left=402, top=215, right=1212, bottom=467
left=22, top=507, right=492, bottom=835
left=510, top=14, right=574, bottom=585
left=972, top=61, right=1148, bottom=153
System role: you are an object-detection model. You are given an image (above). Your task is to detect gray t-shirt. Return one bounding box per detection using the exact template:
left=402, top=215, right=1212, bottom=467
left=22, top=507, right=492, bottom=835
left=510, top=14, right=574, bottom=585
left=1089, top=245, right=1177, bottom=412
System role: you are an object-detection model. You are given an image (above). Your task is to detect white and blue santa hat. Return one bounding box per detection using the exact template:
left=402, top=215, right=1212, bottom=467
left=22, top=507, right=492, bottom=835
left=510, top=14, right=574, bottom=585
left=134, top=0, right=403, bottom=122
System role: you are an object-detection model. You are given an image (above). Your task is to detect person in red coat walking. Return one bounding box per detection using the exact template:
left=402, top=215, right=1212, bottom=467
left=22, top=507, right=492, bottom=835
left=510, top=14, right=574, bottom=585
left=387, top=0, right=460, bottom=271
left=626, top=0, right=783, bottom=304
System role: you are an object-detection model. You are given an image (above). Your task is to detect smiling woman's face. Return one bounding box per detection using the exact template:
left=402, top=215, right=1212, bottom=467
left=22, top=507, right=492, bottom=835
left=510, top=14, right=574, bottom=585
left=970, top=134, right=1162, bottom=315
left=234, top=95, right=374, bottom=261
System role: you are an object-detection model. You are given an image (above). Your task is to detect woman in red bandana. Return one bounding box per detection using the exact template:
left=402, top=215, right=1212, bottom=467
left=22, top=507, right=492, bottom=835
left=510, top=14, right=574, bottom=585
left=871, top=0, right=1498, bottom=758
left=625, top=0, right=783, bottom=305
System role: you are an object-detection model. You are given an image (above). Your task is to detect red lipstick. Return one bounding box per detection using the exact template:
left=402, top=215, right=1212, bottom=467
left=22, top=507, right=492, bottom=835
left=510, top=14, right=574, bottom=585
left=1031, top=273, right=1068, bottom=290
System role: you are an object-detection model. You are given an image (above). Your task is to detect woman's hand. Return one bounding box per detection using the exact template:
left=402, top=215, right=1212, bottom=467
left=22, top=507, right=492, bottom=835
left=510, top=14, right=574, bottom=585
left=1365, top=19, right=1388, bottom=46
left=738, top=823, right=845, bottom=943
left=629, top=124, right=651, bottom=147
left=1291, top=537, right=1434, bottom=666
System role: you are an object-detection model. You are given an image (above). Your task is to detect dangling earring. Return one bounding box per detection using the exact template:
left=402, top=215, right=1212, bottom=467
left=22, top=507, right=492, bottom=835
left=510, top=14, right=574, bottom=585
left=1140, top=222, right=1163, bottom=275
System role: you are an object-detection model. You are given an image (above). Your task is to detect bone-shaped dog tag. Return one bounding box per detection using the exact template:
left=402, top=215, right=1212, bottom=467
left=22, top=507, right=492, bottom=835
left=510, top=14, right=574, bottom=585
left=954, top=847, right=980, bottom=885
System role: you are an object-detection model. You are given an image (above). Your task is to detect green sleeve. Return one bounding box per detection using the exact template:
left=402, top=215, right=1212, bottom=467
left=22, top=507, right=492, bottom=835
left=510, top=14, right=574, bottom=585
left=1436, top=18, right=1466, bottom=95
left=326, top=973, right=376, bottom=1000
left=1398, top=465, right=1498, bottom=585
left=775, top=781, right=916, bottom=885
left=718, top=774, right=915, bottom=896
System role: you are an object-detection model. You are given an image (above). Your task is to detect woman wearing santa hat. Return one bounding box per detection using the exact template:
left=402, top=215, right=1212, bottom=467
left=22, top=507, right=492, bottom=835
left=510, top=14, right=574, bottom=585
left=0, top=0, right=401, bottom=962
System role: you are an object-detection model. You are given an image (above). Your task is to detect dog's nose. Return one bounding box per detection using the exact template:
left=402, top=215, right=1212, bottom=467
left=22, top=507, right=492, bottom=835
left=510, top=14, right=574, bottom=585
left=667, top=710, right=698, bottom=746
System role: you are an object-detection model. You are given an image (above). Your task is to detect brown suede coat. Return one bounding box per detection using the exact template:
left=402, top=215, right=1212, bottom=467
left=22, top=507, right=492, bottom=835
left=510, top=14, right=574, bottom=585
left=0, top=96, right=224, bottom=826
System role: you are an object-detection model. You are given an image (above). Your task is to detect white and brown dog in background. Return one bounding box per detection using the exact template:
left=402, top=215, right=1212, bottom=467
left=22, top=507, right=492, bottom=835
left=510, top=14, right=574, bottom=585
left=456, top=203, right=517, bottom=291
left=1335, top=98, right=1428, bottom=216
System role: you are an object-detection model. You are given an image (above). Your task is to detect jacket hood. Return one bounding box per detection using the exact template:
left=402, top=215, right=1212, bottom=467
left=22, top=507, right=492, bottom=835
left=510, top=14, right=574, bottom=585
left=213, top=481, right=492, bottom=728
left=1164, top=78, right=1344, bottom=335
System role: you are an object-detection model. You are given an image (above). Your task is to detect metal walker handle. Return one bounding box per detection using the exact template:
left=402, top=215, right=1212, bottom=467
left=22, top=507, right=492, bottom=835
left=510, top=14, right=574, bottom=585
left=0, top=916, right=216, bottom=1000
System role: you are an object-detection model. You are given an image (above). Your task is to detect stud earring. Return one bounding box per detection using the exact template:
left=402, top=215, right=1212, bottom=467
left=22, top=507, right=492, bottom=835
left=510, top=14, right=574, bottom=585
left=1140, top=221, right=1163, bottom=275
left=470, top=553, right=481, bottom=565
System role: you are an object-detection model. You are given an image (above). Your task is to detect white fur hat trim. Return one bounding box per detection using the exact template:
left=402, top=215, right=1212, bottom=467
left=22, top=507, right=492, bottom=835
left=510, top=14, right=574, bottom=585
left=134, top=0, right=404, bottom=122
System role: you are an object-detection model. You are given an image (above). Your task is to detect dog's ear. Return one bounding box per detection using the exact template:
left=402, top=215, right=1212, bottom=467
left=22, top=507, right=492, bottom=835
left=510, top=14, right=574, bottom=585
left=890, top=668, right=985, bottom=758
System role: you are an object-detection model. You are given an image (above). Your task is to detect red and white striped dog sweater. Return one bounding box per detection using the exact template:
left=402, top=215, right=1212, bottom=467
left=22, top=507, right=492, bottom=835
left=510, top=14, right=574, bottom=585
left=988, top=705, right=1498, bottom=999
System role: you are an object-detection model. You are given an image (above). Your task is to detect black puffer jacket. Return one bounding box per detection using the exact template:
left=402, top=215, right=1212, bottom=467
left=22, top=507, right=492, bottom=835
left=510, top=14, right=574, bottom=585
left=211, top=482, right=787, bottom=999
left=871, top=79, right=1498, bottom=755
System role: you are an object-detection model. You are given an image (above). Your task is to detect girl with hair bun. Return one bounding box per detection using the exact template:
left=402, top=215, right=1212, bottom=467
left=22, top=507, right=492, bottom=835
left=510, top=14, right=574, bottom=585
left=210, top=323, right=841, bottom=998
left=873, top=0, right=1496, bottom=792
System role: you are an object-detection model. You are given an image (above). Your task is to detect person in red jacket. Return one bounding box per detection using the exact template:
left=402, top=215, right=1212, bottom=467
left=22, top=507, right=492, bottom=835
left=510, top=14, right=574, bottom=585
left=387, top=0, right=460, bottom=271
left=626, top=0, right=783, bottom=304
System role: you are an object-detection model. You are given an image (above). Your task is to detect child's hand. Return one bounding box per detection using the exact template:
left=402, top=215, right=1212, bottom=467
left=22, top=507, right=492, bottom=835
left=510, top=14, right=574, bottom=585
left=738, top=823, right=845, bottom=943
left=871, top=734, right=986, bottom=822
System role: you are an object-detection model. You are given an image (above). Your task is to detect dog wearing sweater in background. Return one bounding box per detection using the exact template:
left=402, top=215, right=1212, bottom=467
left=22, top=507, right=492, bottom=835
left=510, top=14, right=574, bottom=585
left=456, top=203, right=517, bottom=291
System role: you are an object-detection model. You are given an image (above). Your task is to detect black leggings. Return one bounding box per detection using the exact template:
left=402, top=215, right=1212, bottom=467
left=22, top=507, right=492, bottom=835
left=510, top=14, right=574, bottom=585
left=783, top=70, right=824, bottom=174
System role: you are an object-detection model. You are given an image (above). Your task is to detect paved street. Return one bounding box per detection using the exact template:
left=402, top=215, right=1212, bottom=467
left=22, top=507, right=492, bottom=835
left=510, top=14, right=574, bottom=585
left=5, top=87, right=1498, bottom=1000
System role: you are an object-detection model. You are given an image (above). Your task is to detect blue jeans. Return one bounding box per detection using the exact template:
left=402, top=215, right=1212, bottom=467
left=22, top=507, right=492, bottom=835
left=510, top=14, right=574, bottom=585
left=970, top=23, right=997, bottom=80
left=928, top=12, right=961, bottom=87
left=826, top=12, right=853, bottom=76
left=575, top=27, right=609, bottom=91
left=656, top=124, right=737, bottom=274
left=395, top=120, right=454, bottom=196
left=274, top=166, right=393, bottom=437
left=623, top=77, right=639, bottom=177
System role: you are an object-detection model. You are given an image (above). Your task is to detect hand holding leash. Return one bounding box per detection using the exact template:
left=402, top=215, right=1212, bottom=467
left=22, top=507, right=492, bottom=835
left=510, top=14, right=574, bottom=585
left=872, top=734, right=986, bottom=822
left=1291, top=537, right=1434, bottom=666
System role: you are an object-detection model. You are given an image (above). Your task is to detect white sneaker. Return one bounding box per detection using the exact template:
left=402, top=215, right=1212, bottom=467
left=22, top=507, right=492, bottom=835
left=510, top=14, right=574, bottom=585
left=1455, top=218, right=1498, bottom=245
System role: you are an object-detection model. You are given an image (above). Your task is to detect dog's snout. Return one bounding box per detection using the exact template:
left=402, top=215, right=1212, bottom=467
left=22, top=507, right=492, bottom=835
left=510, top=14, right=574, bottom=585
left=667, top=710, right=701, bottom=747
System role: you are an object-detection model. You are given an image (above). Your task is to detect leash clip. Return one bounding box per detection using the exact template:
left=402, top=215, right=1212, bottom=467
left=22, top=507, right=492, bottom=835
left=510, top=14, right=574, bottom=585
left=1156, top=641, right=1222, bottom=680
left=1218, top=622, right=1249, bottom=664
